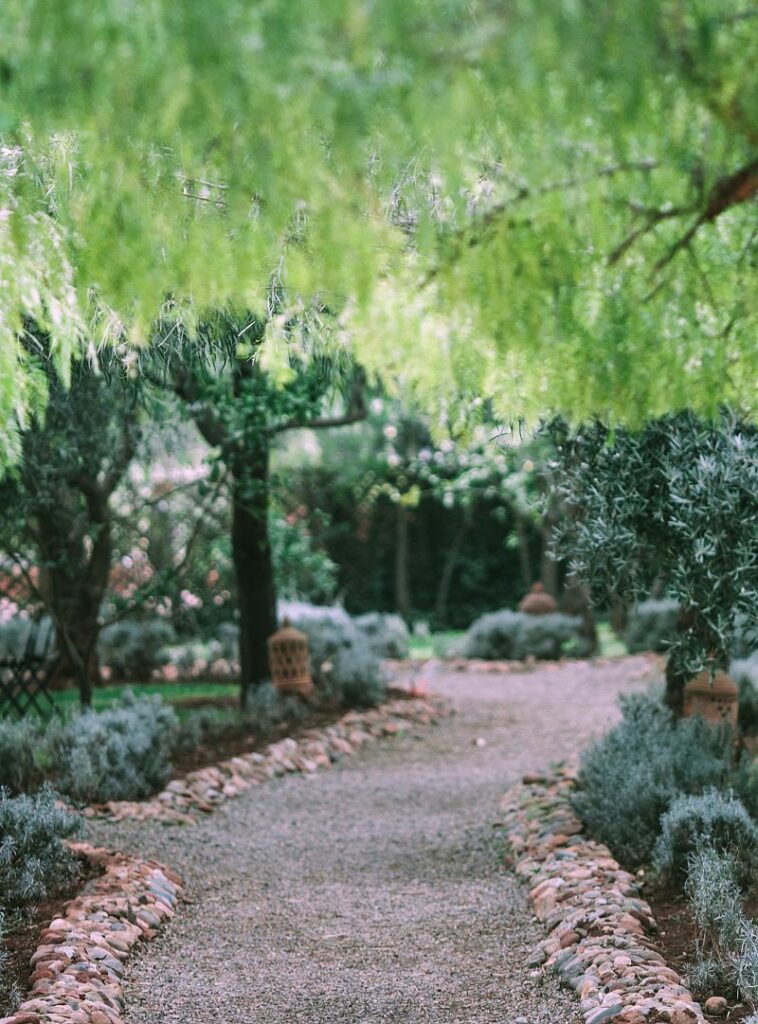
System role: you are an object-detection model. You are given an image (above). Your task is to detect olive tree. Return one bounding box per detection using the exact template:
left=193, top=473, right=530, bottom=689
left=0, top=337, right=141, bottom=703
left=552, top=412, right=757, bottom=714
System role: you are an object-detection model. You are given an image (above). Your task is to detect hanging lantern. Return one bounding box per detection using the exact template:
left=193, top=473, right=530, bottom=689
left=518, top=583, right=558, bottom=616
left=683, top=669, right=738, bottom=728
left=267, top=618, right=314, bottom=698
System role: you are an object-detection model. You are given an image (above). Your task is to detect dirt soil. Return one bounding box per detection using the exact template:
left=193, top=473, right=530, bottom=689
left=645, top=881, right=758, bottom=1023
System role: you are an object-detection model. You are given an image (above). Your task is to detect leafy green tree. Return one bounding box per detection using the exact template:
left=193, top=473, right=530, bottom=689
left=146, top=309, right=365, bottom=702
left=0, top=338, right=140, bottom=703
left=0, top=2, right=754, bottom=446
left=552, top=412, right=758, bottom=713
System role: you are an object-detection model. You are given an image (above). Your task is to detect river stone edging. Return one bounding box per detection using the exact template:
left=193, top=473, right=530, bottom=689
left=0, top=842, right=183, bottom=1024
left=85, top=694, right=452, bottom=824
left=501, top=766, right=705, bottom=1024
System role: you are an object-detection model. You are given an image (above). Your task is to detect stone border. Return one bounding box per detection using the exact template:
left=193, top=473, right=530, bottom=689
left=0, top=842, right=183, bottom=1024
left=501, top=766, right=705, bottom=1024
left=85, top=694, right=452, bottom=824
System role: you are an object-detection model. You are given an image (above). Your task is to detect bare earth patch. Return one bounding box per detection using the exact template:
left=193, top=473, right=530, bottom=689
left=88, top=656, right=656, bottom=1024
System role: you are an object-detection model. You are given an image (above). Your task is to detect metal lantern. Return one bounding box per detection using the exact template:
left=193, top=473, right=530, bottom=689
left=518, top=582, right=558, bottom=616
left=267, top=618, right=314, bottom=698
left=683, top=669, right=738, bottom=728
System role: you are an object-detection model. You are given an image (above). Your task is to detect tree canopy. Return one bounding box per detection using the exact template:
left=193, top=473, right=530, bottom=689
left=1, top=1, right=755, bottom=449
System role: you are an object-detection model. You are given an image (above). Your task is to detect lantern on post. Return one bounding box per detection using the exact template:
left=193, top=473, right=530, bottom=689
left=518, top=582, right=558, bottom=616
left=683, top=669, right=738, bottom=728
left=267, top=618, right=314, bottom=699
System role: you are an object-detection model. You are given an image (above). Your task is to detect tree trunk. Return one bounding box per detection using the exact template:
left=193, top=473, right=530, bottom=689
left=609, top=594, right=628, bottom=635
left=561, top=571, right=598, bottom=655
left=665, top=657, right=689, bottom=718
left=232, top=441, right=278, bottom=707
left=50, top=611, right=101, bottom=703
left=395, top=503, right=412, bottom=622
left=664, top=607, right=701, bottom=717
left=39, top=497, right=113, bottom=705
left=540, top=530, right=559, bottom=597
left=515, top=516, right=533, bottom=592
left=433, top=515, right=468, bottom=629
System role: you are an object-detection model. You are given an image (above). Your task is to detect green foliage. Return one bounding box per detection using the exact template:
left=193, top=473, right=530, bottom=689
left=47, top=692, right=179, bottom=803
left=624, top=600, right=681, bottom=655
left=686, top=848, right=745, bottom=958
left=733, top=656, right=758, bottom=737
left=354, top=612, right=411, bottom=659
left=685, top=847, right=758, bottom=1011
left=0, top=787, right=80, bottom=911
left=736, top=922, right=758, bottom=1009
left=270, top=513, right=338, bottom=604
left=241, top=682, right=309, bottom=732
left=97, top=620, right=175, bottom=680
left=573, top=693, right=734, bottom=866
left=654, top=791, right=758, bottom=885
left=685, top=956, right=732, bottom=1002
left=282, top=602, right=386, bottom=708
left=553, top=412, right=758, bottom=676
left=278, top=412, right=544, bottom=627
left=0, top=717, right=41, bottom=794
left=177, top=686, right=307, bottom=751
left=2, top=2, right=756, bottom=452
left=461, top=609, right=587, bottom=661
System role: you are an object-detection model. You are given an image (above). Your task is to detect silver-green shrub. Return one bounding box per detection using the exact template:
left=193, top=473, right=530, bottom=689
left=685, top=847, right=758, bottom=1011
left=734, top=921, right=758, bottom=1008
left=733, top=655, right=758, bottom=736
left=732, top=615, right=758, bottom=660
left=354, top=612, right=410, bottom=659
left=654, top=791, right=758, bottom=885
left=47, top=692, right=179, bottom=803
left=0, top=717, right=42, bottom=794
left=624, top=599, right=680, bottom=654
left=684, top=955, right=732, bottom=1001
left=0, top=786, right=81, bottom=910
left=245, top=681, right=308, bottom=729
left=97, top=620, right=175, bottom=680
left=461, top=609, right=587, bottom=660
left=280, top=602, right=386, bottom=708
left=573, top=693, right=734, bottom=866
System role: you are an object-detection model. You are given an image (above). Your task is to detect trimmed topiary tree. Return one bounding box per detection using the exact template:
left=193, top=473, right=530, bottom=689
left=552, top=412, right=757, bottom=714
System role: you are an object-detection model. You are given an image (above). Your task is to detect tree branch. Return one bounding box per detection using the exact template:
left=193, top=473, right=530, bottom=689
left=652, top=158, right=758, bottom=275
left=419, top=159, right=659, bottom=286
left=275, top=404, right=367, bottom=434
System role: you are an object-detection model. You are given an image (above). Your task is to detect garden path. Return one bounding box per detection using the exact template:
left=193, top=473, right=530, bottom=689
left=92, top=655, right=655, bottom=1024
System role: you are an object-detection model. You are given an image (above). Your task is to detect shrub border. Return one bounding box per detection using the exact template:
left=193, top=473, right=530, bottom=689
left=84, top=694, right=452, bottom=824
left=0, top=842, right=183, bottom=1024
left=501, top=766, right=706, bottom=1024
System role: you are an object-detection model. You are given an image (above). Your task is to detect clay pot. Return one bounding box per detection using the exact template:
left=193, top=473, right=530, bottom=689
left=683, top=670, right=738, bottom=728
left=518, top=583, right=558, bottom=616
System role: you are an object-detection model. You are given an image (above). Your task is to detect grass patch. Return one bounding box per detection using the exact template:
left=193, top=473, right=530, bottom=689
left=50, top=680, right=239, bottom=716
left=596, top=620, right=629, bottom=659
left=408, top=630, right=464, bottom=659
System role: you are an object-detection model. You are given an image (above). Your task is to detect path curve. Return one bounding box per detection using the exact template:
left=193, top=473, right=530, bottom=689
left=91, top=656, right=655, bottom=1024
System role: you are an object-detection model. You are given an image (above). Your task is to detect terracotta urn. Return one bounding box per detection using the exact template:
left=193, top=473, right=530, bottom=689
left=683, top=669, right=738, bottom=728
left=518, top=582, right=558, bottom=616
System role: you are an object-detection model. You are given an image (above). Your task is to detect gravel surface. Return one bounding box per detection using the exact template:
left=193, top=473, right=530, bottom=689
left=89, top=656, right=656, bottom=1024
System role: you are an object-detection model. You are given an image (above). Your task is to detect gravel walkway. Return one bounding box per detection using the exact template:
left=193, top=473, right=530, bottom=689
left=90, top=656, right=656, bottom=1024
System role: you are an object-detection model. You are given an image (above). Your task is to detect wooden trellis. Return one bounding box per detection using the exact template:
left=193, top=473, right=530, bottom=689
left=0, top=618, right=61, bottom=719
